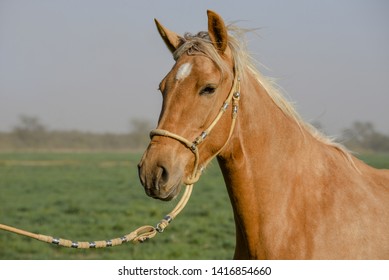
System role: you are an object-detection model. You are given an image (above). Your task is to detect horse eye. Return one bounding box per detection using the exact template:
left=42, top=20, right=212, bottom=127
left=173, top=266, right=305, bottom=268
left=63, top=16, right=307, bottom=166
left=200, top=85, right=216, bottom=95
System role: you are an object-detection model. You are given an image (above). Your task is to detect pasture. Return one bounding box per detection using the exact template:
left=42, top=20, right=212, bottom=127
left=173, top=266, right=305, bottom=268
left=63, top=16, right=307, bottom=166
left=0, top=152, right=388, bottom=259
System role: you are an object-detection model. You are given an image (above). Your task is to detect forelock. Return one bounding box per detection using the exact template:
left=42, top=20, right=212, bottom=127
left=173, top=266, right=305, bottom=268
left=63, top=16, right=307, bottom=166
left=173, top=32, right=230, bottom=76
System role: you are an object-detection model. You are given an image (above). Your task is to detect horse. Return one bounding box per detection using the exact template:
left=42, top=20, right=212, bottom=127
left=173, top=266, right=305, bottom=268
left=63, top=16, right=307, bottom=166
left=138, top=10, right=389, bottom=259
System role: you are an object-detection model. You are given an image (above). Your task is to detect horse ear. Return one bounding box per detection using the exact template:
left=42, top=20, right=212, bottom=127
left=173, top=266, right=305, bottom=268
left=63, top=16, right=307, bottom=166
left=154, top=19, right=184, bottom=54
left=207, top=10, right=228, bottom=53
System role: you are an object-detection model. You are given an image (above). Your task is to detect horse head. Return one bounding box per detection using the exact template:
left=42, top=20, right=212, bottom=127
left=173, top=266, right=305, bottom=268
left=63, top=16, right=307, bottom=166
left=138, top=11, right=238, bottom=201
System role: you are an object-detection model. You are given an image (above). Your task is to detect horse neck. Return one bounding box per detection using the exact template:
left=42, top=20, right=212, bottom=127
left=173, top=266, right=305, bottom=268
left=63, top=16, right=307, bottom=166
left=217, top=69, right=327, bottom=258
left=218, top=69, right=312, bottom=184
left=215, top=69, right=388, bottom=260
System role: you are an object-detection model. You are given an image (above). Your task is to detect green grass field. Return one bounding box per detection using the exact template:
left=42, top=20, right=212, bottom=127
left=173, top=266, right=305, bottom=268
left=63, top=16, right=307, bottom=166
left=0, top=152, right=234, bottom=259
left=0, top=152, right=388, bottom=259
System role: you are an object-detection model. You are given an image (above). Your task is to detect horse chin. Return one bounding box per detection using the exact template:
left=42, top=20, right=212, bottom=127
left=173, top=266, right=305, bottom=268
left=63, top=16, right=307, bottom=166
left=147, top=181, right=182, bottom=201
left=159, top=184, right=182, bottom=201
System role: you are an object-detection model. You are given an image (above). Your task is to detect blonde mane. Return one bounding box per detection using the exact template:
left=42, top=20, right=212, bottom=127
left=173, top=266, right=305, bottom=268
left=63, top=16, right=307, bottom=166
left=174, top=25, right=354, bottom=163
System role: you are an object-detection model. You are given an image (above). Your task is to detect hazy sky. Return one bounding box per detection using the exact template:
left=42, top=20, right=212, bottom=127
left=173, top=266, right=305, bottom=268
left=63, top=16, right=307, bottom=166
left=1, top=0, right=388, bottom=135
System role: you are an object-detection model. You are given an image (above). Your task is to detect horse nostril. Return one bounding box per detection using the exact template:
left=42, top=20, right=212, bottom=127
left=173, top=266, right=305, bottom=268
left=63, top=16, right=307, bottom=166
left=157, top=165, right=169, bottom=187
left=138, top=162, right=146, bottom=187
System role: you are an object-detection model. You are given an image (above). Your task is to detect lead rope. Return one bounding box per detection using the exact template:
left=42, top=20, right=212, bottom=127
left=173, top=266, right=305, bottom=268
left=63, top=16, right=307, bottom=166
left=0, top=70, right=240, bottom=249
left=0, top=184, right=193, bottom=248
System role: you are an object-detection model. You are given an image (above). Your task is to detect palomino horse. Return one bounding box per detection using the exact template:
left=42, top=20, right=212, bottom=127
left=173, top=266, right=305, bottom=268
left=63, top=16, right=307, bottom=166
left=138, top=10, right=389, bottom=259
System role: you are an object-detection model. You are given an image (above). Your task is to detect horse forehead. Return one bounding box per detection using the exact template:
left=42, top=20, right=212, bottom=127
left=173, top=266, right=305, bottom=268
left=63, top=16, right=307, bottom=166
left=175, top=63, right=193, bottom=81
left=173, top=56, right=217, bottom=82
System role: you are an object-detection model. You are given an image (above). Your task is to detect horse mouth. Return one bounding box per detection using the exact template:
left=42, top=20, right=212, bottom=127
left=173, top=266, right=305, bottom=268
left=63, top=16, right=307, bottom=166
left=144, top=178, right=183, bottom=201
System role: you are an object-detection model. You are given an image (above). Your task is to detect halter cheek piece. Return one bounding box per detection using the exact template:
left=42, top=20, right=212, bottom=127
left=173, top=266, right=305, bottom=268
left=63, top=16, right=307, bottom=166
left=150, top=71, right=241, bottom=185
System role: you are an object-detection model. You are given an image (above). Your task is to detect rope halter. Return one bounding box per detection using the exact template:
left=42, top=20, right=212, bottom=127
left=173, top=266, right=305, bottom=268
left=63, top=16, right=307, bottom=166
left=150, top=70, right=241, bottom=186
left=0, top=66, right=241, bottom=249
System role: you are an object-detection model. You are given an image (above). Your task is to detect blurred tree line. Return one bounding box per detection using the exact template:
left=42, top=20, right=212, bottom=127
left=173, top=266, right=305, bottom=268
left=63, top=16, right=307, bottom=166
left=0, top=116, right=388, bottom=153
left=311, top=120, right=389, bottom=153
left=341, top=121, right=389, bottom=153
left=0, top=115, right=154, bottom=151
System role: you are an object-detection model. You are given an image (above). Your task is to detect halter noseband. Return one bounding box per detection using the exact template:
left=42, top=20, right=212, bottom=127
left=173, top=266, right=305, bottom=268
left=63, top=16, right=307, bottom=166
left=150, top=68, right=241, bottom=185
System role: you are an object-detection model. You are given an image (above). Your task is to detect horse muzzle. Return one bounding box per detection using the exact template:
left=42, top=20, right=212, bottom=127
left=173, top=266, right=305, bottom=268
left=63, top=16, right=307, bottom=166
left=138, top=143, right=185, bottom=201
